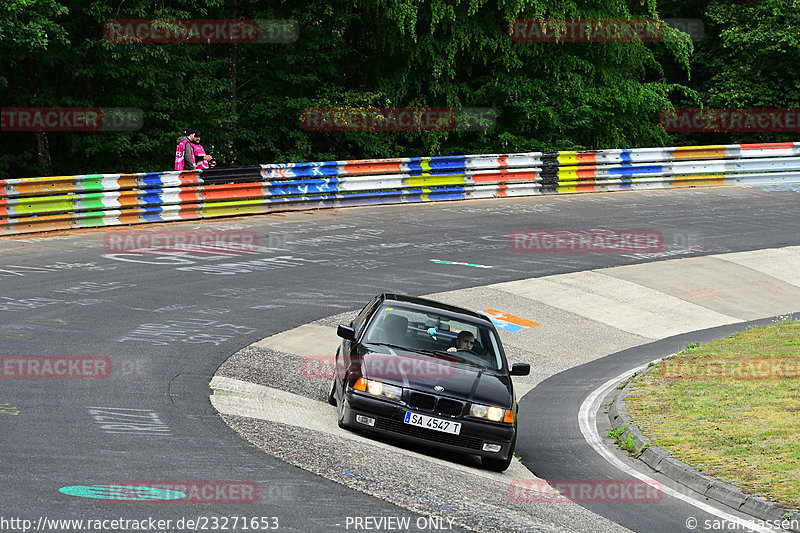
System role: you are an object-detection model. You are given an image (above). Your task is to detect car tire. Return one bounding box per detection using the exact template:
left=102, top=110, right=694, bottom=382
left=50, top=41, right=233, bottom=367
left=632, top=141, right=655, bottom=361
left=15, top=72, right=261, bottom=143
left=327, top=378, right=337, bottom=406
left=481, top=434, right=516, bottom=472
left=336, top=393, right=348, bottom=429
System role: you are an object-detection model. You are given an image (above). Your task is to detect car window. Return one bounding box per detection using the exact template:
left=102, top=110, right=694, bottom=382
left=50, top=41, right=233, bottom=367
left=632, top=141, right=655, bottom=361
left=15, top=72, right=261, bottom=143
left=363, top=304, right=504, bottom=370
left=354, top=297, right=381, bottom=337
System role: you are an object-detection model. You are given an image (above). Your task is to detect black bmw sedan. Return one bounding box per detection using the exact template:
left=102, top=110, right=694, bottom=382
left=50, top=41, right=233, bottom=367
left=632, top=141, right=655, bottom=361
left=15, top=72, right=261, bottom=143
left=329, top=293, right=530, bottom=471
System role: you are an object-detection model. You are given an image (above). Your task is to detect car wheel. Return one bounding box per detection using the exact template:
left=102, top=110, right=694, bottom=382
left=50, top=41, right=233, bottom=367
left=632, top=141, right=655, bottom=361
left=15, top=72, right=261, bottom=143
left=336, top=392, right=348, bottom=429
left=327, top=378, right=337, bottom=406
left=481, top=434, right=516, bottom=472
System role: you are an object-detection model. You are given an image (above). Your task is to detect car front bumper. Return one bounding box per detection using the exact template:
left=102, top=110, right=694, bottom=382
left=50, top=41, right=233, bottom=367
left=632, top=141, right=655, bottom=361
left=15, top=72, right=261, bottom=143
left=342, top=390, right=515, bottom=461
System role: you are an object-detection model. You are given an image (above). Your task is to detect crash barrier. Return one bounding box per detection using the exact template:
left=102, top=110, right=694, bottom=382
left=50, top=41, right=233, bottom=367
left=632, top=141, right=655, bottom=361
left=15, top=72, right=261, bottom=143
left=2, top=142, right=799, bottom=235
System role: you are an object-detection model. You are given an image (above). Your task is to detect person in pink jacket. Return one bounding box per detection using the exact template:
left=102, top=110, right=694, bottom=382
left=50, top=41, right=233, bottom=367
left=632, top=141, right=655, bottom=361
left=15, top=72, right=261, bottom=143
left=191, top=135, right=215, bottom=169
left=175, top=128, right=200, bottom=170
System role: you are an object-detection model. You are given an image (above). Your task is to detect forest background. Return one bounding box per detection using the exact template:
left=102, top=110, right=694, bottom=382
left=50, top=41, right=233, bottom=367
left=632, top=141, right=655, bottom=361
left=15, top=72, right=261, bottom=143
left=1, top=0, right=798, bottom=177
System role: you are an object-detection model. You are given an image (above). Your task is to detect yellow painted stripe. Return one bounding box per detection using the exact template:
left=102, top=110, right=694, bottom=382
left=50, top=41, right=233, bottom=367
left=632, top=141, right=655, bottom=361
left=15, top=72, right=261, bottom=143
left=407, top=175, right=466, bottom=187
left=557, top=169, right=580, bottom=181
left=201, top=204, right=266, bottom=217
left=557, top=153, right=579, bottom=166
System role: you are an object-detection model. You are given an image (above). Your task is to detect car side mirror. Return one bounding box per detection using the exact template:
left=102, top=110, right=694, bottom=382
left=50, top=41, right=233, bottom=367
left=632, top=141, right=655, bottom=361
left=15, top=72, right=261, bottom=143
left=337, top=325, right=356, bottom=341
left=509, top=363, right=530, bottom=376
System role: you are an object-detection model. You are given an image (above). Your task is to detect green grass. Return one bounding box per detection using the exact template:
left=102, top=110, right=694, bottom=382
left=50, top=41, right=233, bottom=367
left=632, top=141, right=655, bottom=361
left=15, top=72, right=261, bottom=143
left=626, top=320, right=800, bottom=509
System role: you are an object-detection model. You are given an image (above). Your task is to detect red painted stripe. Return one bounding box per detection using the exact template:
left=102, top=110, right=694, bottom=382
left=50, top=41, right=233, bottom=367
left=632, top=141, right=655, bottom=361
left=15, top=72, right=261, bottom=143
left=343, top=161, right=403, bottom=175
left=740, top=142, right=796, bottom=150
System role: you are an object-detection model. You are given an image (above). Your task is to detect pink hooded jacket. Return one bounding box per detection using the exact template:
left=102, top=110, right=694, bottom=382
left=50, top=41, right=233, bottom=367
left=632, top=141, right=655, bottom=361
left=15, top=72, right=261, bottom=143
left=193, top=142, right=210, bottom=170
left=174, top=136, right=196, bottom=170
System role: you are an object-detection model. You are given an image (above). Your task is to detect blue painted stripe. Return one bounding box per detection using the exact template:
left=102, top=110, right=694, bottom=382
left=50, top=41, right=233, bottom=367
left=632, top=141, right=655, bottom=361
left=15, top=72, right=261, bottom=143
left=607, top=164, right=663, bottom=177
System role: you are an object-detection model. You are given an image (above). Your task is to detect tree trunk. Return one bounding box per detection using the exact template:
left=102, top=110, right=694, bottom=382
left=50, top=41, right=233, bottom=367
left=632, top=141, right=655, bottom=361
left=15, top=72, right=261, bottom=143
left=228, top=0, right=239, bottom=164
left=26, top=59, right=52, bottom=176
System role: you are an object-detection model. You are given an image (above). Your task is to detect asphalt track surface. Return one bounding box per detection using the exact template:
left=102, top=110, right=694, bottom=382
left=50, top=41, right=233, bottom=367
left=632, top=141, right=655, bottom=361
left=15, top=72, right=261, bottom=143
left=1, top=185, right=798, bottom=533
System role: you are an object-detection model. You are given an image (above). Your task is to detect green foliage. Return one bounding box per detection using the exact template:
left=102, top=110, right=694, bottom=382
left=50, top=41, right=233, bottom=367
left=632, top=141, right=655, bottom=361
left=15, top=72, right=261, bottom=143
left=1, top=0, right=796, bottom=177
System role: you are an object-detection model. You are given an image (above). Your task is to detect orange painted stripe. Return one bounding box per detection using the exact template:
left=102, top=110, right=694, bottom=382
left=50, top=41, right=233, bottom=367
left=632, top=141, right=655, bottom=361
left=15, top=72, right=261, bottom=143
left=200, top=186, right=265, bottom=201
left=117, top=213, right=142, bottom=224
left=576, top=152, right=598, bottom=164
left=117, top=191, right=140, bottom=208
left=673, top=146, right=726, bottom=159
left=484, top=309, right=540, bottom=327
left=117, top=177, right=139, bottom=189
left=179, top=173, right=200, bottom=185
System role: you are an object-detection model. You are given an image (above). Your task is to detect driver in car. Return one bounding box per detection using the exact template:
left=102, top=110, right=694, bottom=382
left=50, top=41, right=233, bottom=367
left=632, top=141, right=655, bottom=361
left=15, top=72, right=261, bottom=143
left=447, top=331, right=476, bottom=352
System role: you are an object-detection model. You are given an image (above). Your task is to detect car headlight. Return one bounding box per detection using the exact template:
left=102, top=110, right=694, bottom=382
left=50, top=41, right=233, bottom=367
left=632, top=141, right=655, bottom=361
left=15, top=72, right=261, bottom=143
left=470, top=403, right=514, bottom=423
left=353, top=378, right=403, bottom=401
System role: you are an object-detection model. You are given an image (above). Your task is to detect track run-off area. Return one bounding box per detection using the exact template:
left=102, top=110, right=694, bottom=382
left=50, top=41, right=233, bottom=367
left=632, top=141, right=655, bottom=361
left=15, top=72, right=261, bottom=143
left=1, top=185, right=799, bottom=533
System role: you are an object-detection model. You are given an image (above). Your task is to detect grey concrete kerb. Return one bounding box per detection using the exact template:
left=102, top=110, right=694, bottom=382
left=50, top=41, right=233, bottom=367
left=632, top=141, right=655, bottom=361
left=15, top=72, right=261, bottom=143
left=607, top=362, right=800, bottom=532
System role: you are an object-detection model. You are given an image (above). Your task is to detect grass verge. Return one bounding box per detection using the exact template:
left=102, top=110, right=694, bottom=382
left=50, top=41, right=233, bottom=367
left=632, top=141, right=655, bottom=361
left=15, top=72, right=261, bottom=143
left=626, top=319, right=800, bottom=510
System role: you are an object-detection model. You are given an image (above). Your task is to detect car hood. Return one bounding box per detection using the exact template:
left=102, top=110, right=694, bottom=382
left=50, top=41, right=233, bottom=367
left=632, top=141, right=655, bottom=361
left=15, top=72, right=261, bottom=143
left=358, top=346, right=513, bottom=407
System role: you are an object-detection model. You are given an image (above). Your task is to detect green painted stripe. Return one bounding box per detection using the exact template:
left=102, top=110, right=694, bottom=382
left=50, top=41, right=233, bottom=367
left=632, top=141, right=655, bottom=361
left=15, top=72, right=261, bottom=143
left=78, top=175, right=108, bottom=192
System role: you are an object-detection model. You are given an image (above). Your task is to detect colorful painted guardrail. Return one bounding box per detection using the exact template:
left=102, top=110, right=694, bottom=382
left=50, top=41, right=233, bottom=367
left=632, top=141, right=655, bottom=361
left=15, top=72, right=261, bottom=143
left=1, top=142, right=799, bottom=235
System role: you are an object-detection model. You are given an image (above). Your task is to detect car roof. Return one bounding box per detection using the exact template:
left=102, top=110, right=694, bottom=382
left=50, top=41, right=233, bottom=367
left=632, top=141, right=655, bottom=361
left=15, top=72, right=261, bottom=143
left=379, top=293, right=494, bottom=325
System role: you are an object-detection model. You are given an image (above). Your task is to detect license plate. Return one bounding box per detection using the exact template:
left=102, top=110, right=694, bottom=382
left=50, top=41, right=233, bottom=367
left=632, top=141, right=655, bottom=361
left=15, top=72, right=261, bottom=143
left=404, top=412, right=461, bottom=435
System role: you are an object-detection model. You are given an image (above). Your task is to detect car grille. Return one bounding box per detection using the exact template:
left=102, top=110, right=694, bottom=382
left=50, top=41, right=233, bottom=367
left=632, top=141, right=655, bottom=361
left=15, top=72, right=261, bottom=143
left=437, top=398, right=464, bottom=416
left=408, top=392, right=436, bottom=411
left=407, top=392, right=464, bottom=417
left=374, top=417, right=483, bottom=450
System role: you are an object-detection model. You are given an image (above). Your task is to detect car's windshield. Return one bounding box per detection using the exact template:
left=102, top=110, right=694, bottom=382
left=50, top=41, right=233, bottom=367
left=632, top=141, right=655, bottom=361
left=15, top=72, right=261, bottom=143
left=363, top=304, right=504, bottom=371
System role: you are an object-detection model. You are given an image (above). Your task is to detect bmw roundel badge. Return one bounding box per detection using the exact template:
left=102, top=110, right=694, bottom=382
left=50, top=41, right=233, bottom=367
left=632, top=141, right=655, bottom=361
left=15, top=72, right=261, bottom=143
left=434, top=385, right=444, bottom=392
